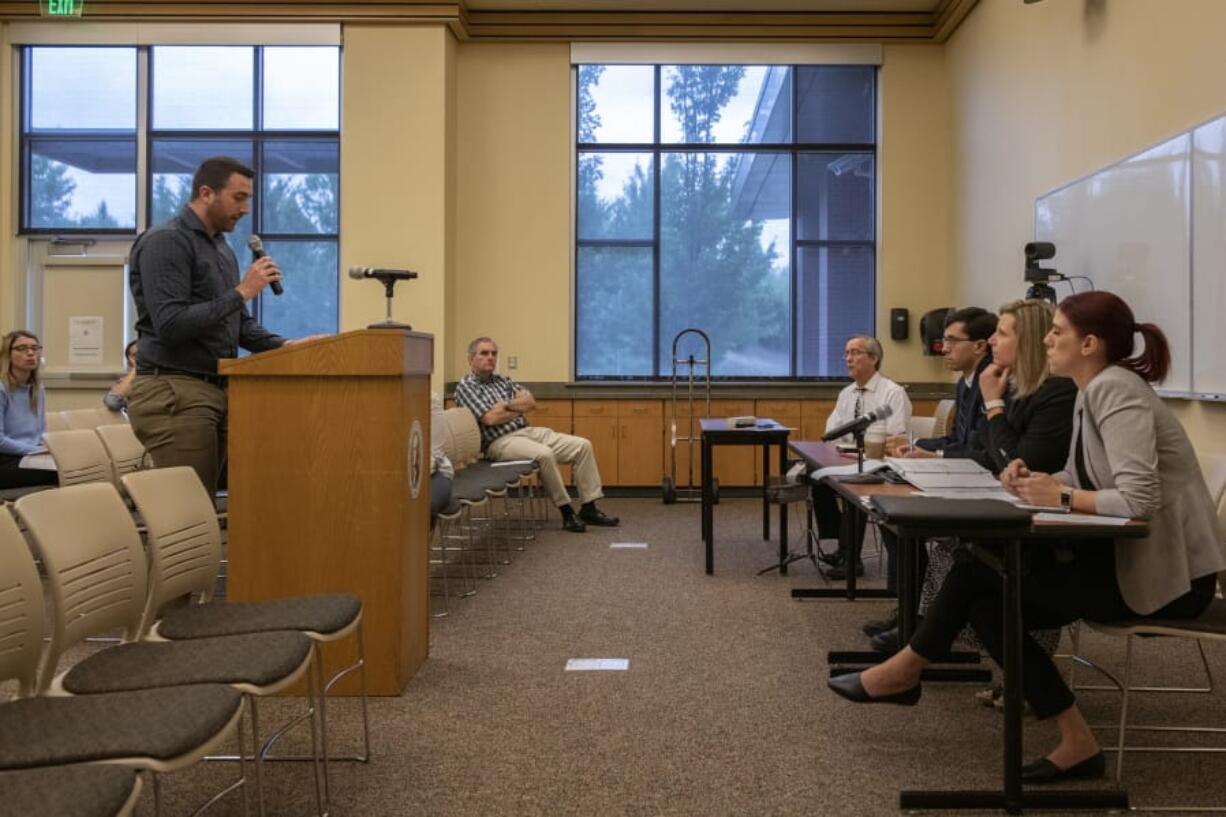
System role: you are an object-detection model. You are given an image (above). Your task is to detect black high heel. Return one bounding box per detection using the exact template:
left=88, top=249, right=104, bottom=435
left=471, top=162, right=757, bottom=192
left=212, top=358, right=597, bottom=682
left=827, top=671, right=922, bottom=706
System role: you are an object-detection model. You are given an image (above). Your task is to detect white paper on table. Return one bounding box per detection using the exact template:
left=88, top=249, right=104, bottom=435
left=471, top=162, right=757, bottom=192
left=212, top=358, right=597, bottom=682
left=565, top=658, right=630, bottom=671
left=886, top=457, right=993, bottom=475
left=904, top=472, right=1003, bottom=490
left=913, top=488, right=1020, bottom=502
left=19, top=452, right=55, bottom=471
left=68, top=316, right=104, bottom=365
left=1034, top=512, right=1131, bottom=526
left=809, top=460, right=888, bottom=481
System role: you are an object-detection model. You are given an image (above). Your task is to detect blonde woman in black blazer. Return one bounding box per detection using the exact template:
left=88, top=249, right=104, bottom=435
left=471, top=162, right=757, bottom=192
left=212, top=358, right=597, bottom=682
left=829, top=291, right=1225, bottom=785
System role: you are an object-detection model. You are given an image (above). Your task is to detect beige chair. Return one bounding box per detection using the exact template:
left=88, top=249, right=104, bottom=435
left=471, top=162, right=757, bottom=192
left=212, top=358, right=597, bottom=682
left=42, top=429, right=115, bottom=487
left=61, top=406, right=126, bottom=430
left=1068, top=451, right=1226, bottom=808
left=121, top=466, right=370, bottom=810
left=13, top=484, right=324, bottom=817
left=929, top=398, right=956, bottom=439
left=0, top=505, right=249, bottom=817
left=44, top=411, right=70, bottom=432
left=95, top=423, right=148, bottom=479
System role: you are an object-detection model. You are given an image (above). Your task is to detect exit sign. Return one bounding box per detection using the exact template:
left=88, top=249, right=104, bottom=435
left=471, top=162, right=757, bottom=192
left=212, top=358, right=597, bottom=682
left=40, top=0, right=85, bottom=16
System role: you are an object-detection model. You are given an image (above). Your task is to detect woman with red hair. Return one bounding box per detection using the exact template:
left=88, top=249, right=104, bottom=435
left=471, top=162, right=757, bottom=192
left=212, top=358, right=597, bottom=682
left=829, top=291, right=1226, bottom=785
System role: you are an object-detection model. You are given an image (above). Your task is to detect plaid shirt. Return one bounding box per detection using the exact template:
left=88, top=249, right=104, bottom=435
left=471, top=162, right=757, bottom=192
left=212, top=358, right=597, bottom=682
left=453, top=372, right=529, bottom=449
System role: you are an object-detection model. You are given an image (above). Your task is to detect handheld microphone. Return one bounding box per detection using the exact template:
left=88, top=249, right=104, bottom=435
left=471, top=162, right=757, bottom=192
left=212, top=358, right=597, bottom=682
left=247, top=235, right=283, bottom=296
left=822, top=404, right=894, bottom=442
left=348, top=266, right=419, bottom=281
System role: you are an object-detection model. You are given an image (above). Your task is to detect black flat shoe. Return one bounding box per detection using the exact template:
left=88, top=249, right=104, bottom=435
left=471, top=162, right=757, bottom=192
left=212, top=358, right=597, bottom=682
left=827, top=672, right=921, bottom=706
left=870, top=626, right=901, bottom=653
left=562, top=516, right=587, bottom=533
left=1020, top=752, right=1105, bottom=784
left=862, top=607, right=898, bottom=637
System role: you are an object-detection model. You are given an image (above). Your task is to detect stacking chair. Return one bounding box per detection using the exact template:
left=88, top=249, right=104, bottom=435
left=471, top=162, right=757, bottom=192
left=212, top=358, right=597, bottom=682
left=45, top=411, right=70, bottom=432
left=95, top=423, right=148, bottom=479
left=929, top=398, right=956, bottom=439
left=13, top=483, right=324, bottom=817
left=0, top=505, right=249, bottom=817
left=42, top=429, right=116, bottom=487
left=61, top=406, right=126, bottom=430
left=0, top=765, right=142, bottom=817
left=1065, top=451, right=1226, bottom=809
left=121, top=466, right=370, bottom=811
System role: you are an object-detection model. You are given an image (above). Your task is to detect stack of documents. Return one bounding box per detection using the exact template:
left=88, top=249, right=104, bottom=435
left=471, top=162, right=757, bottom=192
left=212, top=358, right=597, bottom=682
left=884, top=457, right=1001, bottom=490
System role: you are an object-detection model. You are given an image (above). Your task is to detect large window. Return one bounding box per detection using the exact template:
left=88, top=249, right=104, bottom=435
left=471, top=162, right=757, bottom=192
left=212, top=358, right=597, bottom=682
left=20, top=45, right=341, bottom=338
left=575, top=64, right=876, bottom=379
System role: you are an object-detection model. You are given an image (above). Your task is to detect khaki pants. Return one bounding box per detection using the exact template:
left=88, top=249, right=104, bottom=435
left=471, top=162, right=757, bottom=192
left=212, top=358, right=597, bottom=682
left=486, top=426, right=604, bottom=507
left=127, top=375, right=227, bottom=494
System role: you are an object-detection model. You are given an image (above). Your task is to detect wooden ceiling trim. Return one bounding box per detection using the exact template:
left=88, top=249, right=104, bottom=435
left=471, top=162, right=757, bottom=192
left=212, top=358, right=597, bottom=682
left=0, top=1, right=979, bottom=42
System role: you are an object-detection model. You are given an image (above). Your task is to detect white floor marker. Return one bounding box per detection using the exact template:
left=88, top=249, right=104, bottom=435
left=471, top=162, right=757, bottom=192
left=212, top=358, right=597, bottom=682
left=610, top=542, right=649, bottom=549
left=565, top=658, right=630, bottom=671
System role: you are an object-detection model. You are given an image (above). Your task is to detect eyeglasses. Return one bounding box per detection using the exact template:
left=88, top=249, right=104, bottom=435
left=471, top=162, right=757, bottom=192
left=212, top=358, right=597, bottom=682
left=844, top=349, right=869, bottom=358
left=11, top=344, right=42, bottom=354
left=941, top=336, right=972, bottom=346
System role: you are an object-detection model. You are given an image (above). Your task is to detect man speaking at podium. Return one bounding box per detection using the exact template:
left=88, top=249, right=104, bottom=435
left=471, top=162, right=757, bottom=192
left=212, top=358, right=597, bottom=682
left=127, top=156, right=319, bottom=495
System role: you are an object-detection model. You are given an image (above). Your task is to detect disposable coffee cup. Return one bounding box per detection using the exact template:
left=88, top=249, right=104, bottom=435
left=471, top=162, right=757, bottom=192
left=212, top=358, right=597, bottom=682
left=864, top=430, right=886, bottom=460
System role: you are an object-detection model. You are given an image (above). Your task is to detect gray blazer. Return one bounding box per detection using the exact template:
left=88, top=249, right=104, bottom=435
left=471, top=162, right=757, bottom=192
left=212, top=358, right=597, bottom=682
left=1055, top=365, right=1226, bottom=615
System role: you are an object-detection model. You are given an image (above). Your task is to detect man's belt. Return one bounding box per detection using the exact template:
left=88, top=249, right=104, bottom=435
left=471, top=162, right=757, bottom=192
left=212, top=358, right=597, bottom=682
left=137, top=367, right=227, bottom=387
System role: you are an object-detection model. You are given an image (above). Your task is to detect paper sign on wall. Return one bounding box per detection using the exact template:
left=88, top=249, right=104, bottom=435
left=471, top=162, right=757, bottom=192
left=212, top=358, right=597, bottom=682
left=68, top=316, right=104, bottom=365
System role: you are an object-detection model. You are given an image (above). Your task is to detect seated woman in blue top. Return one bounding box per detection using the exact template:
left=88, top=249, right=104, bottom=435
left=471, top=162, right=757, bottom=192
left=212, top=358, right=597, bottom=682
left=828, top=291, right=1226, bottom=785
left=0, top=330, right=57, bottom=490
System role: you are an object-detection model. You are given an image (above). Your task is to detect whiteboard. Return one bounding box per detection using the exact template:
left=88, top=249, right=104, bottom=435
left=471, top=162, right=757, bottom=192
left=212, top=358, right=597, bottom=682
left=1035, top=133, right=1193, bottom=394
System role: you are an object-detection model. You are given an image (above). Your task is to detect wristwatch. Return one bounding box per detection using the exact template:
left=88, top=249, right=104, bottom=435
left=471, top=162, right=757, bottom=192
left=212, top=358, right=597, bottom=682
left=983, top=399, right=1006, bottom=413
left=1060, top=485, right=1074, bottom=510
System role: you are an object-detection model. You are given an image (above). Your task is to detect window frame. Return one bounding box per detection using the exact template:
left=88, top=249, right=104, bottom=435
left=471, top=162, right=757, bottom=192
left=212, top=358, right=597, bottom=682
left=573, top=63, right=878, bottom=382
left=18, top=43, right=341, bottom=331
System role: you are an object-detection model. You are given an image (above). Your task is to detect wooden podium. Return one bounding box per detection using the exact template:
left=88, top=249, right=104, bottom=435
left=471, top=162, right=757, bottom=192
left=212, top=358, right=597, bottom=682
left=219, top=329, right=433, bottom=695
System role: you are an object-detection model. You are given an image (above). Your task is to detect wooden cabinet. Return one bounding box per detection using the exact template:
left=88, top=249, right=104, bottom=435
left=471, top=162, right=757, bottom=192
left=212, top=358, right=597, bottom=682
left=574, top=400, right=663, bottom=486
left=706, top=400, right=758, bottom=487
left=800, top=399, right=838, bottom=444
left=615, top=401, right=664, bottom=486
left=755, top=399, right=803, bottom=475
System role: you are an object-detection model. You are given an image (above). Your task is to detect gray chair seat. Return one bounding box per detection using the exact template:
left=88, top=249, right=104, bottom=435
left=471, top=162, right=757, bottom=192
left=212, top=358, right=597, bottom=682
left=0, top=684, right=241, bottom=770
left=452, top=470, right=495, bottom=503
left=157, top=594, right=361, bottom=640
left=0, top=764, right=138, bottom=817
left=62, top=631, right=311, bottom=694
left=1091, top=597, right=1226, bottom=638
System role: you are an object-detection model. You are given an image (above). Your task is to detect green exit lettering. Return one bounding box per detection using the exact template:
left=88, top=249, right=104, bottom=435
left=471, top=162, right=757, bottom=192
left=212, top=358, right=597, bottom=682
left=43, top=0, right=84, bottom=16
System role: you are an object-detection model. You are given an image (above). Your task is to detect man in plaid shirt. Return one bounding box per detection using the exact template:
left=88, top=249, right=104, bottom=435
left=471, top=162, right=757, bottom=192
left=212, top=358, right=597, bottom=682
left=454, top=337, right=620, bottom=533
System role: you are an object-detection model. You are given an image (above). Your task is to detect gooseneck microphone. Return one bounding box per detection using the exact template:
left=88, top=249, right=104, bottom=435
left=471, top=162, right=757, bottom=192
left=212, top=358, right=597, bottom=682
left=348, top=266, right=419, bottom=282
left=247, top=235, right=283, bottom=296
left=822, top=404, right=894, bottom=442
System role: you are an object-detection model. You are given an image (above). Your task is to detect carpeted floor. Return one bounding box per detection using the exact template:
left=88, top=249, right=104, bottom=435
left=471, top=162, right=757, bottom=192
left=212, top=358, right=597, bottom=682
left=13, top=496, right=1226, bottom=815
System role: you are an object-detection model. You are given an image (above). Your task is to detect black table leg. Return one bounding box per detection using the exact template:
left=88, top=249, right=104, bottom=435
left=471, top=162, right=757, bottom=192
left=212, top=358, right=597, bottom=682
left=777, top=441, right=788, bottom=576
left=702, top=434, right=714, bottom=575
left=896, top=536, right=1128, bottom=812
left=762, top=443, right=771, bottom=541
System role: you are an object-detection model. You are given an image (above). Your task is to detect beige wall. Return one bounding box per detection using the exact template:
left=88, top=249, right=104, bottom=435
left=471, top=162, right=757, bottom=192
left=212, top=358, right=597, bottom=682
left=944, top=0, right=1226, bottom=452
left=452, top=42, right=954, bottom=384
left=340, top=25, right=455, bottom=391
left=453, top=42, right=572, bottom=382
left=879, top=43, right=953, bottom=383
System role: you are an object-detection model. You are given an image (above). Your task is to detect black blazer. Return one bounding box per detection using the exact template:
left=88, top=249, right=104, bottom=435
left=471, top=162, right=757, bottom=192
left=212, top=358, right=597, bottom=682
left=970, top=375, right=1076, bottom=475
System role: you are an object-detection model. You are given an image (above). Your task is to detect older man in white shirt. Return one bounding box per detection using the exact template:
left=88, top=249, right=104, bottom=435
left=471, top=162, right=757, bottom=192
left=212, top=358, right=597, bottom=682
left=816, top=335, right=912, bottom=580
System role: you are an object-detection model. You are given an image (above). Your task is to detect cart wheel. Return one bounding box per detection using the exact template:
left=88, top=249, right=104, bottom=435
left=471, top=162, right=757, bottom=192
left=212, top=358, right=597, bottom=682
left=662, top=476, right=676, bottom=504
left=711, top=478, right=721, bottom=504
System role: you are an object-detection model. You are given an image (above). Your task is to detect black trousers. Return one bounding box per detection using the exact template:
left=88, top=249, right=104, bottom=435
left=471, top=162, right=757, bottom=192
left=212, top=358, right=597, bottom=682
left=910, top=541, right=1215, bottom=720
left=813, top=482, right=866, bottom=562
left=0, top=454, right=58, bottom=490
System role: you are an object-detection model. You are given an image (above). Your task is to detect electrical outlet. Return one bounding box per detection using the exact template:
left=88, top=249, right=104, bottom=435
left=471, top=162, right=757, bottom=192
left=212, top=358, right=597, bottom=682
left=508, top=355, right=518, bottom=369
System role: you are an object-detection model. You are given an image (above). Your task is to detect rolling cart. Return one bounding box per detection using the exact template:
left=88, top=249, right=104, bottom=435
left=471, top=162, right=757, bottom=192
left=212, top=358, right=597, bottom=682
left=663, top=328, right=718, bottom=504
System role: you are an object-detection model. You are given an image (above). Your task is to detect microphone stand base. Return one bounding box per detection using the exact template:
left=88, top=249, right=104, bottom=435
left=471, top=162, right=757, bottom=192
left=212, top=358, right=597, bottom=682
left=838, top=473, right=885, bottom=485
left=367, top=320, right=413, bottom=330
